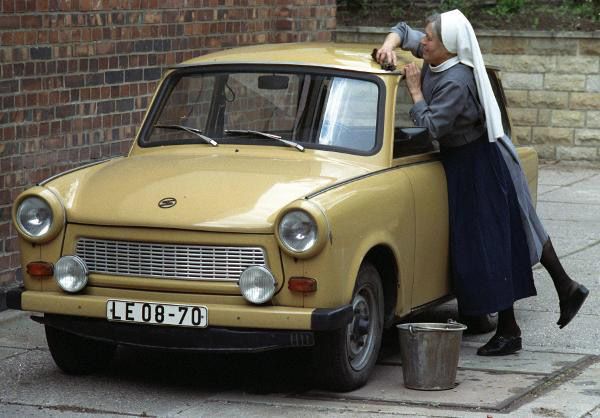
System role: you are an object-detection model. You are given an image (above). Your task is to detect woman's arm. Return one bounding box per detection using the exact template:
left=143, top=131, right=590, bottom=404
left=376, top=22, right=425, bottom=67
left=409, top=79, right=469, bottom=141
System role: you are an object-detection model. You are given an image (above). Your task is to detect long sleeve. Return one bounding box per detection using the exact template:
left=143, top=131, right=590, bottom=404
left=390, top=22, right=424, bottom=58
left=409, top=79, right=469, bottom=142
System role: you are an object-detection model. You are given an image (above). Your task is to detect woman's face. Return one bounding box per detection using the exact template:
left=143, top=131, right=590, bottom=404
left=420, top=22, right=451, bottom=66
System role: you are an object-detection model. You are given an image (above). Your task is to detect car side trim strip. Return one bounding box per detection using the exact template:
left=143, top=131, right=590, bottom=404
left=305, top=156, right=441, bottom=199
left=39, top=157, right=123, bottom=186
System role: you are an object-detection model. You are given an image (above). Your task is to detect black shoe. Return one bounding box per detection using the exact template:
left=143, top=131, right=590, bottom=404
left=477, top=335, right=522, bottom=356
left=558, top=283, right=589, bottom=329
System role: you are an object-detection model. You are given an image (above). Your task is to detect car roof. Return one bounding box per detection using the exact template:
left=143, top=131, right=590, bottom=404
left=173, top=42, right=420, bottom=74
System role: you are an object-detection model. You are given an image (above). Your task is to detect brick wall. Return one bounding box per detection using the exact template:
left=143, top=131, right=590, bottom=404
left=336, top=27, right=600, bottom=161
left=0, top=1, right=337, bottom=293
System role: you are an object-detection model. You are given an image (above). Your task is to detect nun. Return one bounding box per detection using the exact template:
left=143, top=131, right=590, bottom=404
left=376, top=10, right=589, bottom=356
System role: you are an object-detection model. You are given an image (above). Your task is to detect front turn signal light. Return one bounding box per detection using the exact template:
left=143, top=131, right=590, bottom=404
left=26, top=261, right=54, bottom=277
left=288, top=277, right=317, bottom=293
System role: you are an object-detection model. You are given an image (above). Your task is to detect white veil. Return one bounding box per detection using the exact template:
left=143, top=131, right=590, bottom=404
left=441, top=9, right=504, bottom=142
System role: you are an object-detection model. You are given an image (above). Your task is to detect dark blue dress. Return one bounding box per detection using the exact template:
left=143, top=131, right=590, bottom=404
left=440, top=136, right=537, bottom=315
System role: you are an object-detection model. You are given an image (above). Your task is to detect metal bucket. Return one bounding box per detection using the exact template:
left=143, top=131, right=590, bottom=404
left=397, top=321, right=467, bottom=390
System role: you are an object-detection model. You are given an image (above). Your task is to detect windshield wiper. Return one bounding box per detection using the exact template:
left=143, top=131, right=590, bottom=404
left=224, top=129, right=304, bottom=152
left=154, top=124, right=218, bottom=146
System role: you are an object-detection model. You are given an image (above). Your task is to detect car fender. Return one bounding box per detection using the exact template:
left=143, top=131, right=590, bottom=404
left=301, top=168, right=416, bottom=311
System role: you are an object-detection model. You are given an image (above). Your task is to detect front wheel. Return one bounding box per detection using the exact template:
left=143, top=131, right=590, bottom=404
left=45, top=325, right=116, bottom=375
left=314, top=262, right=384, bottom=391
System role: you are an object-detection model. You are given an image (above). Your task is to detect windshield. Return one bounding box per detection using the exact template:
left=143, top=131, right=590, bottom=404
left=140, top=69, right=382, bottom=154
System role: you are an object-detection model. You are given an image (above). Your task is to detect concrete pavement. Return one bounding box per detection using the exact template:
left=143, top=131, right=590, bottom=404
left=0, top=162, right=599, bottom=417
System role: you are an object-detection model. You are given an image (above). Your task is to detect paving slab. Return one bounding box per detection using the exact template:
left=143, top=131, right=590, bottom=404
left=540, top=175, right=600, bottom=205
left=383, top=345, right=587, bottom=375
left=208, top=355, right=600, bottom=418
left=0, top=311, right=47, bottom=350
left=515, top=358, right=600, bottom=418
left=306, top=365, right=540, bottom=410
left=538, top=165, right=600, bottom=187
left=536, top=201, right=600, bottom=223
left=535, top=219, right=600, bottom=256
left=300, top=345, right=593, bottom=413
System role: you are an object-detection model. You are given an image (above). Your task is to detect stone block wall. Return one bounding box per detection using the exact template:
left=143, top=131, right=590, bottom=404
left=477, top=31, right=600, bottom=162
left=336, top=27, right=600, bottom=162
left=0, top=1, right=337, bottom=294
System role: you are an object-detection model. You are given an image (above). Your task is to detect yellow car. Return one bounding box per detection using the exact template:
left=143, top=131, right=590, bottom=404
left=9, top=43, right=539, bottom=391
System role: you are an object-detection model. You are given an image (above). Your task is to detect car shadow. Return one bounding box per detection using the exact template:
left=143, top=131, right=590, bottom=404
left=100, top=301, right=462, bottom=394
left=107, top=345, right=316, bottom=394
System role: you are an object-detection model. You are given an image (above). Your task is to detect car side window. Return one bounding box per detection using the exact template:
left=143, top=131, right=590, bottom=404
left=393, top=79, right=435, bottom=158
left=318, top=77, right=379, bottom=152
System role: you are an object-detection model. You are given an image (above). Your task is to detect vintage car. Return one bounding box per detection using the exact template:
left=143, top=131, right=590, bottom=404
left=8, top=43, right=539, bottom=391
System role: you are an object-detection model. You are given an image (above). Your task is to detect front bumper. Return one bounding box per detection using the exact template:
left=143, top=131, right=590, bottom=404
left=8, top=287, right=352, bottom=352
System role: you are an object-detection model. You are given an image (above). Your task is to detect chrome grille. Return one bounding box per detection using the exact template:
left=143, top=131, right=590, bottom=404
left=75, top=238, right=266, bottom=281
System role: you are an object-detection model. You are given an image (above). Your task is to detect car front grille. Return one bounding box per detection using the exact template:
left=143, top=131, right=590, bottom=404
left=75, top=238, right=267, bottom=282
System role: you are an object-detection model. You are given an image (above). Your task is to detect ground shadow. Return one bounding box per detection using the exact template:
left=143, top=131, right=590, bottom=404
left=96, top=302, right=462, bottom=394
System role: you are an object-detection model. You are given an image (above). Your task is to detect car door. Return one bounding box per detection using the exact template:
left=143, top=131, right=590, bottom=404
left=392, top=80, right=451, bottom=308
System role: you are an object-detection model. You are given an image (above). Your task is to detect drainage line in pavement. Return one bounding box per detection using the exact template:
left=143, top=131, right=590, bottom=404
left=0, top=400, right=153, bottom=417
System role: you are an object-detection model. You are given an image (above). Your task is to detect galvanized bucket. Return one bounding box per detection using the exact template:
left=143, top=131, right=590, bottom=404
left=397, top=321, right=467, bottom=390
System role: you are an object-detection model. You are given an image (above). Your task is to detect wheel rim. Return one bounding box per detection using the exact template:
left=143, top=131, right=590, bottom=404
left=346, top=284, right=378, bottom=371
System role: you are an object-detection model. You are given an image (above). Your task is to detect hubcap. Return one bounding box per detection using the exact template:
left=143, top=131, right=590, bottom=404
left=346, top=285, right=377, bottom=371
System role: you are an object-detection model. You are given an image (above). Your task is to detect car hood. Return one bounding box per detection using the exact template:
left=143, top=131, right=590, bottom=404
left=47, top=152, right=372, bottom=233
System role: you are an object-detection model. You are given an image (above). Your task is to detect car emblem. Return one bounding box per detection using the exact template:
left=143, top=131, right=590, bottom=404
left=158, top=197, right=177, bottom=209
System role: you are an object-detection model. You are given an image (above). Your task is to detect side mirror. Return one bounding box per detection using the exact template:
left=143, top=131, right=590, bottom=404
left=393, top=127, right=432, bottom=158
left=394, top=127, right=428, bottom=142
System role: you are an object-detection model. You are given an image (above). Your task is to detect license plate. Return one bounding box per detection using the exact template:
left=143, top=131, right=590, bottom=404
left=106, top=300, right=208, bottom=328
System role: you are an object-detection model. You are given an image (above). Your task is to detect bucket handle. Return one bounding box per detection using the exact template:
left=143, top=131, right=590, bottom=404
left=407, top=319, right=462, bottom=334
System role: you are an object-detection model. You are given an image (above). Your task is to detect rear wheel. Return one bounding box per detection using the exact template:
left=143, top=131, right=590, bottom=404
left=45, top=325, right=116, bottom=375
left=314, top=262, right=384, bottom=391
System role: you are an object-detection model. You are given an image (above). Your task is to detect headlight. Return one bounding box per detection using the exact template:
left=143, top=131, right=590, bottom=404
left=13, top=187, right=65, bottom=243
left=55, top=256, right=88, bottom=293
left=239, top=266, right=276, bottom=304
left=276, top=201, right=329, bottom=258
left=16, top=197, right=52, bottom=238
left=278, top=210, right=317, bottom=253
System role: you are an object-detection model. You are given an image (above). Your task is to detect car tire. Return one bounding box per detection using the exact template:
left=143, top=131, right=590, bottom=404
left=460, top=312, right=498, bottom=334
left=314, top=261, right=384, bottom=392
left=45, top=325, right=116, bottom=375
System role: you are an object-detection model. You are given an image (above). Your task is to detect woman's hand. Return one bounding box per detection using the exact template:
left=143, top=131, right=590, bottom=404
left=376, top=33, right=401, bottom=66
left=404, top=63, right=424, bottom=103
left=376, top=45, right=397, bottom=67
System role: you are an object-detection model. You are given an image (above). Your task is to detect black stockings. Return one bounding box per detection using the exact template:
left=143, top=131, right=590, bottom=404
left=496, top=306, right=521, bottom=337
left=495, top=237, right=577, bottom=337
left=540, top=237, right=576, bottom=300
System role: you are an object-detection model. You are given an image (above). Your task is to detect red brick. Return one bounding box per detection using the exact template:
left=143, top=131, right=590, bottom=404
left=21, top=14, right=42, bottom=28
left=0, top=15, right=20, bottom=29
left=36, top=0, right=49, bottom=11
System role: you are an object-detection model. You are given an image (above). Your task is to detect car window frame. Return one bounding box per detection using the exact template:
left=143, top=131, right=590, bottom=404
left=137, top=64, right=387, bottom=157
